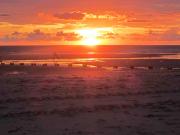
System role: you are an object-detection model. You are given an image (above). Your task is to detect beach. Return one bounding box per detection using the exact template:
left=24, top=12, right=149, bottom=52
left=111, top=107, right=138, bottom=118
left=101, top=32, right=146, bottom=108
left=1, top=0, right=180, bottom=134
left=0, top=65, right=180, bottom=135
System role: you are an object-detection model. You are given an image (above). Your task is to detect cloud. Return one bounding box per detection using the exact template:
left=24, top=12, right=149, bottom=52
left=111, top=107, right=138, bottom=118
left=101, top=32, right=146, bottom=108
left=98, top=32, right=119, bottom=39
left=0, top=14, right=10, bottom=17
left=124, top=27, right=180, bottom=42
left=26, top=29, right=51, bottom=41
left=39, top=11, right=126, bottom=22
left=54, top=12, right=85, bottom=20
left=0, top=29, right=82, bottom=42
left=0, top=31, right=24, bottom=42
left=161, top=28, right=180, bottom=41
left=1, top=0, right=180, bottom=24
left=56, top=31, right=82, bottom=41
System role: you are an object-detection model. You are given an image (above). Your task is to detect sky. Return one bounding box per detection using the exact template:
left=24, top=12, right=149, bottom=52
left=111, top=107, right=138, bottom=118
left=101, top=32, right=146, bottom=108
left=0, top=0, right=180, bottom=45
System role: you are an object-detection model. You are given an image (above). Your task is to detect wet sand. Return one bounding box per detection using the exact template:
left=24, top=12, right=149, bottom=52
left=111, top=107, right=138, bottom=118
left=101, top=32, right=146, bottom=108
left=0, top=66, right=180, bottom=135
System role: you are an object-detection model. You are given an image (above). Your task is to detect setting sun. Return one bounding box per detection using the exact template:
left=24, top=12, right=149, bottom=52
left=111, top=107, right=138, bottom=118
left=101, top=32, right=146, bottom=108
left=76, top=29, right=101, bottom=46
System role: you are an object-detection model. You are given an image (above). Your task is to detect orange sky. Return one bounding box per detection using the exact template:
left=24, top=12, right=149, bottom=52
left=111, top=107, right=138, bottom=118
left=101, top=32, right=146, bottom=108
left=0, top=0, right=180, bottom=45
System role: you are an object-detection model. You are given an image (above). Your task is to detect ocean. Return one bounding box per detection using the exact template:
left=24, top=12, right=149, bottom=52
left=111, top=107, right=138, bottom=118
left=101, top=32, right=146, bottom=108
left=0, top=45, right=180, bottom=67
left=1, top=45, right=180, bottom=59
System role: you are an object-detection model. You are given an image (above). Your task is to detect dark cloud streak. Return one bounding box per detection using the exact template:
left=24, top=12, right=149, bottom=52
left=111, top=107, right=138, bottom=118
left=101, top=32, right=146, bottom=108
left=54, top=12, right=85, bottom=20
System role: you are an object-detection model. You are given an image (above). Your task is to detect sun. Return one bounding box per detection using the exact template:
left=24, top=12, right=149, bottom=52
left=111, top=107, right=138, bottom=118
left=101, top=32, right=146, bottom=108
left=82, top=37, right=100, bottom=46
left=76, top=29, right=101, bottom=46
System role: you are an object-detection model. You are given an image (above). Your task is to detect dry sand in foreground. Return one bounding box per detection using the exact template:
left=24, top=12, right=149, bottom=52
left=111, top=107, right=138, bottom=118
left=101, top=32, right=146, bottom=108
left=0, top=66, right=180, bottom=135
